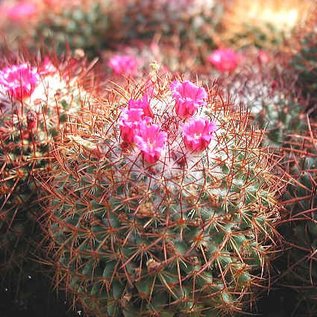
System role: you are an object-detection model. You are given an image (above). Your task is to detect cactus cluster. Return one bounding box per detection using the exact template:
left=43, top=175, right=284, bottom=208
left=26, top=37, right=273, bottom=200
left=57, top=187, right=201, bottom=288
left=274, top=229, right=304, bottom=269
left=39, top=74, right=285, bottom=316
left=31, top=0, right=118, bottom=58
left=0, top=0, right=121, bottom=58
left=0, top=1, right=317, bottom=316
left=0, top=54, right=95, bottom=274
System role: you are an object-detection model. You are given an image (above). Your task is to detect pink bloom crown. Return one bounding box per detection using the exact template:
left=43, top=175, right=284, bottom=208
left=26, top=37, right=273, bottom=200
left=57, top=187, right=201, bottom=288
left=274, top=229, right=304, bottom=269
left=117, top=79, right=218, bottom=166
left=0, top=56, right=93, bottom=135
left=0, top=63, right=40, bottom=100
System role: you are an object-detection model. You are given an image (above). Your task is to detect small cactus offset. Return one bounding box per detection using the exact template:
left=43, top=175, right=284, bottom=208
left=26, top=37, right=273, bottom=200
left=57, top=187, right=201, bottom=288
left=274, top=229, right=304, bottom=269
left=0, top=53, right=96, bottom=273
left=40, top=73, right=285, bottom=316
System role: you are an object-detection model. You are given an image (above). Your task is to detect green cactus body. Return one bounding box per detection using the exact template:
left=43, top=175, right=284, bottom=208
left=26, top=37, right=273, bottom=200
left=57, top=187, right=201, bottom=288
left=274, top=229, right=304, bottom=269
left=220, top=57, right=307, bottom=146
left=122, top=0, right=222, bottom=52
left=277, top=124, right=317, bottom=316
left=41, top=75, right=285, bottom=316
left=32, top=1, right=116, bottom=58
left=291, top=27, right=317, bottom=110
left=0, top=57, right=94, bottom=273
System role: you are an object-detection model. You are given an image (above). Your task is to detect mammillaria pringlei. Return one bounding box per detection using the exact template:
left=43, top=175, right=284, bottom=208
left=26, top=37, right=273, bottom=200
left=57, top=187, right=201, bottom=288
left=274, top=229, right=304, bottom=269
left=41, top=74, right=286, bottom=316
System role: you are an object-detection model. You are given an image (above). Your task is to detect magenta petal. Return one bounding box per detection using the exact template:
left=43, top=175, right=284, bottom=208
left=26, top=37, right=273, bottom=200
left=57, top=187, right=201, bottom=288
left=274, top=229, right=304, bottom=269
left=108, top=55, right=138, bottom=76
left=134, top=122, right=167, bottom=164
left=171, top=80, right=207, bottom=119
left=207, top=49, right=240, bottom=73
left=182, top=117, right=217, bottom=153
left=0, top=63, right=40, bottom=100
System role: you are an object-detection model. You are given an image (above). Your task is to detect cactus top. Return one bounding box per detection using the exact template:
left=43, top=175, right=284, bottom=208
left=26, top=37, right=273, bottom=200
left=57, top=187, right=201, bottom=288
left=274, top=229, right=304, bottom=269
left=42, top=73, right=286, bottom=317
left=118, top=80, right=217, bottom=164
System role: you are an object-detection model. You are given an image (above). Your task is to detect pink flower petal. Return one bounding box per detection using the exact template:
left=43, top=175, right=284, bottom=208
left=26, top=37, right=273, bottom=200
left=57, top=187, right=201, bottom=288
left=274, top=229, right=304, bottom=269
left=134, top=122, right=167, bottom=164
left=182, top=117, right=217, bottom=152
left=0, top=63, right=40, bottom=100
left=108, top=55, right=138, bottom=76
left=128, top=95, right=153, bottom=118
left=119, top=108, right=144, bottom=143
left=207, top=49, right=240, bottom=73
left=6, top=2, right=37, bottom=22
left=171, top=80, right=207, bottom=119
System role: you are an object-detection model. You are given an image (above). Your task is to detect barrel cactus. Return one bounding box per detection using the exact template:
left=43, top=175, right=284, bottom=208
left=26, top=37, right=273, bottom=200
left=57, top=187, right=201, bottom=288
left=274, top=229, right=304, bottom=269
left=122, top=0, right=223, bottom=56
left=40, top=73, right=285, bottom=316
left=0, top=54, right=96, bottom=274
left=276, top=123, right=317, bottom=316
left=219, top=52, right=307, bottom=146
left=289, top=8, right=317, bottom=111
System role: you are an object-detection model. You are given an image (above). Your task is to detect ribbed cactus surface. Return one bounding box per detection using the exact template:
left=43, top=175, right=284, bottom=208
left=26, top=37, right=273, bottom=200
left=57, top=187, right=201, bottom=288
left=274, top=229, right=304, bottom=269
left=41, top=74, right=285, bottom=316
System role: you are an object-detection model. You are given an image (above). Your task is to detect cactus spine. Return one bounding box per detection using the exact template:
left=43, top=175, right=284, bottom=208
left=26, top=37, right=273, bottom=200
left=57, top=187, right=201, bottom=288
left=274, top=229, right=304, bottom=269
left=275, top=122, right=317, bottom=316
left=40, top=73, right=285, bottom=316
left=0, top=54, right=96, bottom=274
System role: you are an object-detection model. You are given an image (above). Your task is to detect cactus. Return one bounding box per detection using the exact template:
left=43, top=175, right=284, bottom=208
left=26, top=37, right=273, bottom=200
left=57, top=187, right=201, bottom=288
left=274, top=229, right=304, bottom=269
left=218, top=52, right=307, bottom=146
left=40, top=73, right=285, bottom=316
left=274, top=122, right=317, bottom=317
left=220, top=0, right=313, bottom=50
left=31, top=0, right=119, bottom=58
left=0, top=0, right=121, bottom=58
left=121, top=0, right=223, bottom=57
left=289, top=8, right=317, bottom=111
left=0, top=53, right=96, bottom=275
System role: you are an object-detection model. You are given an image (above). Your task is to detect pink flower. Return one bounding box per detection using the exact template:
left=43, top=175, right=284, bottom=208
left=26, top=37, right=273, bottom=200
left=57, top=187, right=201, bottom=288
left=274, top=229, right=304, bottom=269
left=171, top=80, right=207, bottom=119
left=257, top=50, right=270, bottom=64
left=207, top=49, right=240, bottom=73
left=0, top=63, right=40, bottom=100
left=128, top=95, right=153, bottom=118
left=134, top=122, right=167, bottom=164
left=108, top=55, right=138, bottom=76
left=119, top=108, right=145, bottom=143
left=182, top=117, right=217, bottom=153
left=6, top=2, right=37, bottom=22
left=39, top=57, right=57, bottom=75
